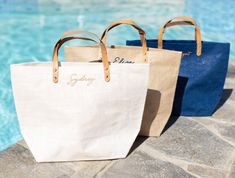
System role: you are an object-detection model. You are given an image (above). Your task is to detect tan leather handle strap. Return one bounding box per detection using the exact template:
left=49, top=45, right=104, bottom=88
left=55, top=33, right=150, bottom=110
left=52, top=36, right=110, bottom=83
left=163, top=21, right=197, bottom=43
left=101, top=19, right=148, bottom=62
left=164, top=21, right=194, bottom=28
left=62, top=30, right=100, bottom=41
left=163, top=20, right=196, bottom=41
left=158, top=16, right=202, bottom=56
left=165, top=16, right=197, bottom=25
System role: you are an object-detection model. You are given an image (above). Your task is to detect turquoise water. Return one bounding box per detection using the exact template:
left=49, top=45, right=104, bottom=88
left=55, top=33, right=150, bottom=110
left=0, top=0, right=235, bottom=151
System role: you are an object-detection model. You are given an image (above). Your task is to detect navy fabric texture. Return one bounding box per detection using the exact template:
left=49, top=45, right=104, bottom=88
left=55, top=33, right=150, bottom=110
left=126, top=40, right=230, bottom=116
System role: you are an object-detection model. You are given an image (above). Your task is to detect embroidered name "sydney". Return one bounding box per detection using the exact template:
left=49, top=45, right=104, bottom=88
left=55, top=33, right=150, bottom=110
left=67, top=74, right=95, bottom=86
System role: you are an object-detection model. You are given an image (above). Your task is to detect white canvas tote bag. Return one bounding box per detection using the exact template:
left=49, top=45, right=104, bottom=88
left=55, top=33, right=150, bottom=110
left=64, top=19, right=182, bottom=137
left=11, top=33, right=149, bottom=162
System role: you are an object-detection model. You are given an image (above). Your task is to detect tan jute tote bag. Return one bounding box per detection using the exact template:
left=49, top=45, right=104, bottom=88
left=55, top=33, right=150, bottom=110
left=64, top=19, right=182, bottom=137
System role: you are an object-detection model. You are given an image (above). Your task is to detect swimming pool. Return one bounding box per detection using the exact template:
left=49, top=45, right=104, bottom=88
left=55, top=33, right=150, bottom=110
left=0, top=0, right=235, bottom=151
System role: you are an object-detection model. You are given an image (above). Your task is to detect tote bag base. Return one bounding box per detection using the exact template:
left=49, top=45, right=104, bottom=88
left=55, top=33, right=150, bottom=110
left=11, top=62, right=149, bottom=162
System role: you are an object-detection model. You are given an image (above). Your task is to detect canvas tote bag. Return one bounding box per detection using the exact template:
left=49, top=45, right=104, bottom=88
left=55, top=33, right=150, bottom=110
left=64, top=19, right=182, bottom=137
left=11, top=33, right=149, bottom=162
left=127, top=16, right=230, bottom=116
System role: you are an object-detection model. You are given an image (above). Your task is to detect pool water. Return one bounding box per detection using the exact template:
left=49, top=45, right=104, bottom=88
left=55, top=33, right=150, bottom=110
left=0, top=0, right=235, bottom=151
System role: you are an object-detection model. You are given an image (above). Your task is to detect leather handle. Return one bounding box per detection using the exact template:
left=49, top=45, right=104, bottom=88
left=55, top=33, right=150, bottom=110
left=62, top=30, right=100, bottom=41
left=52, top=36, right=110, bottom=83
left=158, top=16, right=202, bottom=56
left=101, top=19, right=148, bottom=62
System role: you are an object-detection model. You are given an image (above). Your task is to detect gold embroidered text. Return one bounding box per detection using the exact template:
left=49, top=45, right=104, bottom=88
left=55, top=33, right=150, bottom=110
left=67, top=74, right=95, bottom=86
left=182, top=51, right=192, bottom=57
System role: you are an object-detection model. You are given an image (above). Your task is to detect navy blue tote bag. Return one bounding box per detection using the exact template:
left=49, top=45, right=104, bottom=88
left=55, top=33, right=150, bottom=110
left=127, top=16, right=230, bottom=116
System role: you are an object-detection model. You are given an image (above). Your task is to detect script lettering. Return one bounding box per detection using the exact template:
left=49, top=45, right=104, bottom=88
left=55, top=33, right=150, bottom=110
left=67, top=74, right=95, bottom=86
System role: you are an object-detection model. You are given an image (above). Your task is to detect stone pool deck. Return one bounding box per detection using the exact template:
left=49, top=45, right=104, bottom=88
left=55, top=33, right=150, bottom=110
left=0, top=61, right=235, bottom=178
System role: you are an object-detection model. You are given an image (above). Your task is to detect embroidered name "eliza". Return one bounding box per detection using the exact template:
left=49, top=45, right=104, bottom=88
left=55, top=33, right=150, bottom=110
left=113, top=57, right=134, bottom=63
left=67, top=74, right=95, bottom=87
left=89, top=57, right=134, bottom=63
